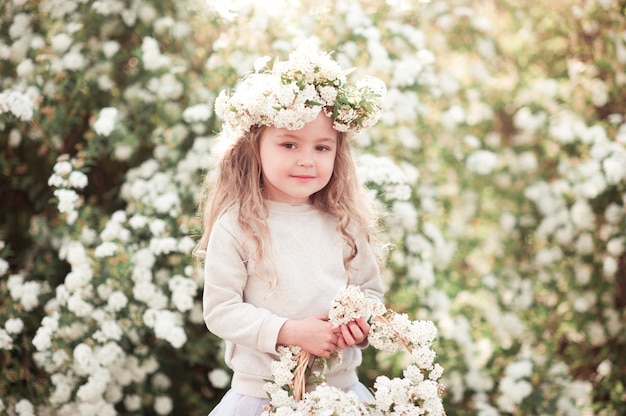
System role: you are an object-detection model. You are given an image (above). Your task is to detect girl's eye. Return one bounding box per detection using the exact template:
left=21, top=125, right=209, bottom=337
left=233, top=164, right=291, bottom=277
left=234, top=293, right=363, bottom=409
left=316, top=146, right=331, bottom=152
left=282, top=143, right=296, bottom=149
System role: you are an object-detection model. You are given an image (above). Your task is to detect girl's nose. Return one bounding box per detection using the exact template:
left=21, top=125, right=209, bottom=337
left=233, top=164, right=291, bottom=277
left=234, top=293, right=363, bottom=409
left=297, top=156, right=314, bottom=167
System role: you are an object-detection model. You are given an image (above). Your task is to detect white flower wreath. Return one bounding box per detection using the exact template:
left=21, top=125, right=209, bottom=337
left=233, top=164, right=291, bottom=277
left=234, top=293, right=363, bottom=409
left=214, top=41, right=387, bottom=142
left=261, top=286, right=447, bottom=415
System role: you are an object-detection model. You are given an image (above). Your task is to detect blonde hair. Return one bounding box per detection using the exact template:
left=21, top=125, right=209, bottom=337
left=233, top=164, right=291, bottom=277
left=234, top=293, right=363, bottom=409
left=193, top=125, right=382, bottom=286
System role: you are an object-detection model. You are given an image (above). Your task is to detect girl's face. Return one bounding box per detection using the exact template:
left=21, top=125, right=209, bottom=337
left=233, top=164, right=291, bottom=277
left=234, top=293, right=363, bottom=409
left=259, top=111, right=338, bottom=204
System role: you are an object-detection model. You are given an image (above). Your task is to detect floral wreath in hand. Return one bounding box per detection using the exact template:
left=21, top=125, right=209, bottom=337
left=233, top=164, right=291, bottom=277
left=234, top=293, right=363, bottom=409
left=261, top=286, right=447, bottom=415
left=214, top=40, right=387, bottom=142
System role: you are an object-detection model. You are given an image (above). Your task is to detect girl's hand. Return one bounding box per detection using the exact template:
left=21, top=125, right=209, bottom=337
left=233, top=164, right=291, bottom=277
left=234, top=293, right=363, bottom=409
left=336, top=317, right=370, bottom=349
left=277, top=313, right=340, bottom=358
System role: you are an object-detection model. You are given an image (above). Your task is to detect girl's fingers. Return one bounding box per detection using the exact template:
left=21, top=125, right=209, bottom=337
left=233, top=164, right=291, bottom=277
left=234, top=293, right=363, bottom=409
left=337, top=334, right=347, bottom=350
left=356, top=318, right=370, bottom=337
left=340, top=324, right=356, bottom=345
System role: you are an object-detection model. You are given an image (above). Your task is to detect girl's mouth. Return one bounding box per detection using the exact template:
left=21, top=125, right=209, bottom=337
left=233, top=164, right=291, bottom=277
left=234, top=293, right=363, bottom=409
left=292, top=175, right=315, bottom=182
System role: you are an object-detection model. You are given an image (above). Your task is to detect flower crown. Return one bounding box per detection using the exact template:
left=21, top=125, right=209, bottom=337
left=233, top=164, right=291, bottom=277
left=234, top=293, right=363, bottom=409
left=214, top=41, right=386, bottom=140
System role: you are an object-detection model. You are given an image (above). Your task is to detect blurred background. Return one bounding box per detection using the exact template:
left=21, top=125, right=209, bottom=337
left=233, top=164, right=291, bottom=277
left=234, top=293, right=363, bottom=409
left=1, top=0, right=625, bottom=414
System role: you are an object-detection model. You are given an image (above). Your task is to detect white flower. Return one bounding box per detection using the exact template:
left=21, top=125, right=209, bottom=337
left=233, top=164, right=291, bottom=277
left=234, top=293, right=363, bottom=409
left=148, top=73, right=183, bottom=100
left=0, top=329, right=13, bottom=350
left=9, top=277, right=41, bottom=312
left=14, top=399, right=35, bottom=416
left=94, top=241, right=118, bottom=258
left=607, top=237, right=625, bottom=257
left=95, top=342, right=124, bottom=367
left=0, top=89, right=35, bottom=121
left=141, top=36, right=171, bottom=70
left=54, top=188, right=80, bottom=215
left=570, top=200, right=595, bottom=230
left=183, top=103, right=212, bottom=123
left=68, top=171, right=88, bottom=189
left=466, top=149, right=499, bottom=175
left=154, top=395, right=173, bottom=415
left=93, top=107, right=118, bottom=136
left=93, top=320, right=124, bottom=343
left=124, top=395, right=142, bottom=412
left=107, top=290, right=128, bottom=312
left=149, top=237, right=178, bottom=255
left=16, top=58, right=34, bottom=77
left=153, top=192, right=180, bottom=214
left=76, top=368, right=111, bottom=403
left=32, top=313, right=59, bottom=352
left=169, top=275, right=197, bottom=312
left=73, top=343, right=99, bottom=376
left=505, top=360, right=533, bottom=379
left=129, top=214, right=150, bottom=229
left=53, top=160, right=73, bottom=175
left=328, top=285, right=386, bottom=328
left=67, top=293, right=95, bottom=317
left=50, top=373, right=73, bottom=405
left=143, top=309, right=187, bottom=348
left=208, top=368, right=231, bottom=389
left=603, top=151, right=626, bottom=184
left=392, top=200, right=419, bottom=231
left=51, top=33, right=72, bottom=52
left=102, top=40, right=120, bottom=58
left=148, top=218, right=167, bottom=236
left=411, top=345, right=437, bottom=369
left=5, top=318, right=24, bottom=334
left=296, top=383, right=368, bottom=414
left=357, top=154, right=410, bottom=201
left=62, top=47, right=86, bottom=71
left=0, top=258, right=8, bottom=277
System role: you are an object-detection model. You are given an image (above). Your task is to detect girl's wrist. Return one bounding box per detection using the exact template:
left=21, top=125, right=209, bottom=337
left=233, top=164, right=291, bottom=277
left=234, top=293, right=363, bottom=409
left=276, top=319, right=298, bottom=348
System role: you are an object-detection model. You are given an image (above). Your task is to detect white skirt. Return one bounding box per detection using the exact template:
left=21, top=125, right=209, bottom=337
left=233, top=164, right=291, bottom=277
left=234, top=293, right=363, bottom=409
left=208, top=382, right=373, bottom=416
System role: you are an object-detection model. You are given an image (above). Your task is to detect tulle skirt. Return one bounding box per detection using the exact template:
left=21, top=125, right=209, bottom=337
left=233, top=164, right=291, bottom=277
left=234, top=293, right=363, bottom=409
left=208, top=382, right=374, bottom=416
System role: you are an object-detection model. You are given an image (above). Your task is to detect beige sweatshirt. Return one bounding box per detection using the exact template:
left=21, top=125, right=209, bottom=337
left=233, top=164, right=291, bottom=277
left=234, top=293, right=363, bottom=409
left=202, top=200, right=384, bottom=398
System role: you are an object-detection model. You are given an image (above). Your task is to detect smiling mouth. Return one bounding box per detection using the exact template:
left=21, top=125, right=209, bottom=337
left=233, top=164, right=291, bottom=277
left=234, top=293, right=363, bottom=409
left=292, top=175, right=315, bottom=182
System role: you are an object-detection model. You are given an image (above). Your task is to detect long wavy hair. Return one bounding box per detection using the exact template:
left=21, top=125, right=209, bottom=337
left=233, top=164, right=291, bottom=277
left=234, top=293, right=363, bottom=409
left=193, top=122, right=382, bottom=287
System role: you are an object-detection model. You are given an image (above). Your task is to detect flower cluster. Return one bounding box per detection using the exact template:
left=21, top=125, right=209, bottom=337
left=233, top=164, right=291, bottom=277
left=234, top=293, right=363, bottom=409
left=263, top=286, right=446, bottom=415
left=328, top=284, right=386, bottom=328
left=0, top=89, right=35, bottom=121
left=48, top=158, right=89, bottom=225
left=214, top=40, right=386, bottom=142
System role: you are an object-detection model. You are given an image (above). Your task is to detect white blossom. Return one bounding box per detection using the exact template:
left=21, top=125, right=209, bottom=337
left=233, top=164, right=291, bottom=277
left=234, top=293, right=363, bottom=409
left=0, top=329, right=13, bottom=350
left=208, top=368, right=231, bottom=389
left=106, top=290, right=128, bottom=312
left=0, top=89, right=35, bottom=120
left=466, top=149, right=499, bottom=175
left=14, top=399, right=35, bottom=416
left=5, top=318, right=24, bottom=334
left=51, top=33, right=72, bottom=52
left=183, top=103, right=212, bottom=123
left=154, top=395, right=173, bottom=415
left=124, top=395, right=142, bottom=412
left=93, top=107, right=118, bottom=136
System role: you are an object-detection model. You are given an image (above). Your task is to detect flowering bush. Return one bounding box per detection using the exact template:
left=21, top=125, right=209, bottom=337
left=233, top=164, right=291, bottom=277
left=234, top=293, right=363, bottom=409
left=1, top=0, right=625, bottom=415
left=262, top=286, right=445, bottom=415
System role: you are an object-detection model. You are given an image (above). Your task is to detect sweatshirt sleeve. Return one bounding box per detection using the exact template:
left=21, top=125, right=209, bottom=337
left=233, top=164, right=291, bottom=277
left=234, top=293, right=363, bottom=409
left=202, top=215, right=287, bottom=354
left=349, top=230, right=385, bottom=302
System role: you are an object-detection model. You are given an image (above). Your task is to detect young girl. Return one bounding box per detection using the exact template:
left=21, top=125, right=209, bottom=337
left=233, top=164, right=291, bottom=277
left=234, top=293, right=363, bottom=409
left=195, top=41, right=387, bottom=415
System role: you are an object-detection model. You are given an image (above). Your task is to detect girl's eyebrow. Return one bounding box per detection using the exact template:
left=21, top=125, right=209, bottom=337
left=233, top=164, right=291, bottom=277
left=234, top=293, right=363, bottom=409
left=276, top=133, right=337, bottom=143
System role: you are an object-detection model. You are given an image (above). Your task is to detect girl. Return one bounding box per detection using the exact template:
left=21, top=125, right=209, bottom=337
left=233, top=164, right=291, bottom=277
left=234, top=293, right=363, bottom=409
left=195, top=41, right=387, bottom=415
